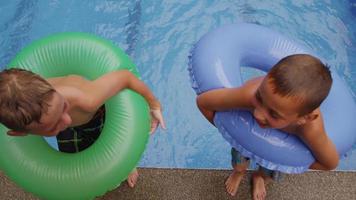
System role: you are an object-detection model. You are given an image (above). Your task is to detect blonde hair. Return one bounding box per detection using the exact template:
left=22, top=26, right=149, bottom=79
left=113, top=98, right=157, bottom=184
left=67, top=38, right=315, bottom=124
left=0, top=68, right=55, bottom=131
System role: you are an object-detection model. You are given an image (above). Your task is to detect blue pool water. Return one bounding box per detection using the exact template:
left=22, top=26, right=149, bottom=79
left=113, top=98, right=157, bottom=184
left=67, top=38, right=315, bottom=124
left=0, top=0, right=355, bottom=170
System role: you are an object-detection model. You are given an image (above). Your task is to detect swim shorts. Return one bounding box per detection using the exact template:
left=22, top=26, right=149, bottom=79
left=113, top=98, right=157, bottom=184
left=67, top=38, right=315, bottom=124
left=231, top=148, right=283, bottom=181
left=56, top=106, right=105, bottom=153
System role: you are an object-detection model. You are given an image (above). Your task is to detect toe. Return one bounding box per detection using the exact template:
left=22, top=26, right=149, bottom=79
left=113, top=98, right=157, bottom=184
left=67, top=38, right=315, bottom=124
left=127, top=179, right=134, bottom=188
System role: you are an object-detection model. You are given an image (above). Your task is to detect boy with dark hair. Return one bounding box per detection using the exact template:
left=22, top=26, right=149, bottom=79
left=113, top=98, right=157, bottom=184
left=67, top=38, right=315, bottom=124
left=197, top=54, right=338, bottom=200
left=0, top=68, right=166, bottom=188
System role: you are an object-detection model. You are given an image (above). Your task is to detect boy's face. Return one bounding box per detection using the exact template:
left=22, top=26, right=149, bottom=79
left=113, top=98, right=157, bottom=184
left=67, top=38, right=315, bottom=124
left=28, top=92, right=72, bottom=136
left=251, top=77, right=305, bottom=129
left=8, top=92, right=72, bottom=137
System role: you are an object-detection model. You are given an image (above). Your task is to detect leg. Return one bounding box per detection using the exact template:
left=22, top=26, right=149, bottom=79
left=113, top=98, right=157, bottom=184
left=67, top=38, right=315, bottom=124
left=252, top=167, right=282, bottom=200
left=252, top=169, right=270, bottom=200
left=225, top=148, right=250, bottom=196
left=127, top=168, right=139, bottom=188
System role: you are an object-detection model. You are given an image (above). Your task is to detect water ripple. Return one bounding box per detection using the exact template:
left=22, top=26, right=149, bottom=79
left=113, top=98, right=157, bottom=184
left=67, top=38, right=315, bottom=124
left=0, top=0, right=38, bottom=68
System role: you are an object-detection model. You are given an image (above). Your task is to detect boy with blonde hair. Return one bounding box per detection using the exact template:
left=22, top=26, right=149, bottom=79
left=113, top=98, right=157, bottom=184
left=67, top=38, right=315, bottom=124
left=0, top=68, right=166, bottom=187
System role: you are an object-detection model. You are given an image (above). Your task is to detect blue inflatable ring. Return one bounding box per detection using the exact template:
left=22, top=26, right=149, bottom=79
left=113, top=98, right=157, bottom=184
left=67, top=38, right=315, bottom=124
left=188, top=23, right=356, bottom=173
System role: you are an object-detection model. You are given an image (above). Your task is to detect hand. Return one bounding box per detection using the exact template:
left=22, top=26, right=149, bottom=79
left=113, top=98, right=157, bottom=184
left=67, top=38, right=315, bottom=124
left=150, top=109, right=166, bottom=134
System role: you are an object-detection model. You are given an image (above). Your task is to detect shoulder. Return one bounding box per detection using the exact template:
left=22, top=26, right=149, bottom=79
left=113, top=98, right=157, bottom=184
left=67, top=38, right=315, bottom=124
left=64, top=75, right=92, bottom=87
left=48, top=74, right=90, bottom=87
left=66, top=74, right=87, bottom=81
left=244, top=76, right=264, bottom=86
left=243, top=76, right=264, bottom=94
left=234, top=75, right=264, bottom=105
left=298, top=109, right=327, bottom=141
left=56, top=85, right=97, bottom=113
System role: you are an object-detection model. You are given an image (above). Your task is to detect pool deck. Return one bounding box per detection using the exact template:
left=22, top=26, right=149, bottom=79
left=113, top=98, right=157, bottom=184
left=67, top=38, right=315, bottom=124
left=1, top=168, right=356, bottom=200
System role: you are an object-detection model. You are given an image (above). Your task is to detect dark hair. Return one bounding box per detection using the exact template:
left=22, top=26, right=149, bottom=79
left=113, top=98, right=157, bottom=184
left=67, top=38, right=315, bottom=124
left=0, top=68, right=55, bottom=131
left=267, top=54, right=332, bottom=115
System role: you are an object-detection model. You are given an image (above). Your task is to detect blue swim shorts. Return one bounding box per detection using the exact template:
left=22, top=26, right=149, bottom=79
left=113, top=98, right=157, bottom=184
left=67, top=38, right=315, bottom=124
left=231, top=148, right=283, bottom=181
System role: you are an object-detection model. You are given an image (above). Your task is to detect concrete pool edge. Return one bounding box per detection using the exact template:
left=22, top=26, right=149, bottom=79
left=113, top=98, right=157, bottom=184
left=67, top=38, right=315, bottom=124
left=1, top=168, right=356, bottom=200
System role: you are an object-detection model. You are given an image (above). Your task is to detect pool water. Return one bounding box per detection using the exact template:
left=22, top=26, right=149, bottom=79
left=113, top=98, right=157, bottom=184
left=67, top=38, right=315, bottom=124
left=0, top=0, right=355, bottom=170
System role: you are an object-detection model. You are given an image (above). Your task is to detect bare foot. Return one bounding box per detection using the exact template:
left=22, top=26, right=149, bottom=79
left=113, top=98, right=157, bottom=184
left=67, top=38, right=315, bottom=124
left=225, top=170, right=245, bottom=196
left=127, top=169, right=139, bottom=188
left=252, top=172, right=267, bottom=200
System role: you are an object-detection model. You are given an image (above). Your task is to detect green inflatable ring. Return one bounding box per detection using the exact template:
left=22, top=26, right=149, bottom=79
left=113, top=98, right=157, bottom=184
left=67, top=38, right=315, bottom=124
left=0, top=33, right=150, bottom=200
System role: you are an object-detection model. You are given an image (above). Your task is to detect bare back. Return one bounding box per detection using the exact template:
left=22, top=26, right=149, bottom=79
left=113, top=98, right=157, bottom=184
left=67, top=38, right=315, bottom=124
left=48, top=75, right=99, bottom=127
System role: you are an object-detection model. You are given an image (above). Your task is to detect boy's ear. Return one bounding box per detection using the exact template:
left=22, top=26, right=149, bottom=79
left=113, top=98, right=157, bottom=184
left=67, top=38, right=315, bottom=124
left=305, top=112, right=318, bottom=121
left=297, top=112, right=318, bottom=125
left=7, top=130, right=28, bottom=136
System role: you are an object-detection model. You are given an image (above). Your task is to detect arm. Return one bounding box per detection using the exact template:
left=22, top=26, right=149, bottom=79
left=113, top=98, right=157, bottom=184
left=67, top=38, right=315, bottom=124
left=196, top=87, right=253, bottom=124
left=299, top=122, right=339, bottom=170
left=87, top=70, right=159, bottom=110
left=86, top=70, right=165, bottom=132
left=196, top=78, right=259, bottom=124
